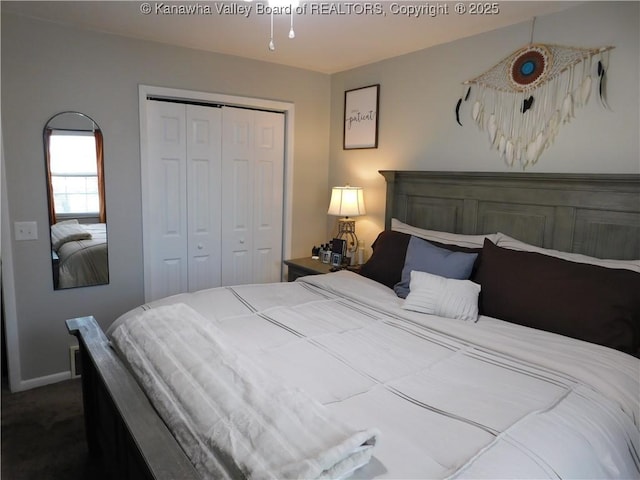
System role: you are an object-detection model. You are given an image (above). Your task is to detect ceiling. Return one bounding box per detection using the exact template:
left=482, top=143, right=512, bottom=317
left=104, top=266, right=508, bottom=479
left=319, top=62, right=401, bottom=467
left=2, top=1, right=580, bottom=74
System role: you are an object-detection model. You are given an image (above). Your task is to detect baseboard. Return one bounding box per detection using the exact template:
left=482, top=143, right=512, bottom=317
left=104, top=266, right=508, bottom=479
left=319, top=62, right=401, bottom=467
left=12, top=371, right=72, bottom=392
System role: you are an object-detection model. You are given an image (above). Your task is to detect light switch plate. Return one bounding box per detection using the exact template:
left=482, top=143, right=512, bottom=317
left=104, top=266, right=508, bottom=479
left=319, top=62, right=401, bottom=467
left=14, top=221, right=38, bottom=241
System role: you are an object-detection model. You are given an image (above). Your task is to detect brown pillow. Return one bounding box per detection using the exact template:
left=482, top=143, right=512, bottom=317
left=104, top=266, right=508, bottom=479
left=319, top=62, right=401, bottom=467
left=475, top=239, right=640, bottom=354
left=359, top=230, right=411, bottom=288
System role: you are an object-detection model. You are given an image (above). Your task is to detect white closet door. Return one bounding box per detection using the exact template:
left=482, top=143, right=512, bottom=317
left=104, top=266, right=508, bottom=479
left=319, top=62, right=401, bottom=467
left=186, top=105, right=222, bottom=292
left=144, top=101, right=222, bottom=301
left=145, top=101, right=188, bottom=301
left=253, top=110, right=285, bottom=283
left=221, top=107, right=284, bottom=285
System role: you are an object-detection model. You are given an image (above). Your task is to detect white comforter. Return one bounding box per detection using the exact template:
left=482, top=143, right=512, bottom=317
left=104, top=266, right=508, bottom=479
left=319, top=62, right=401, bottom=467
left=111, top=302, right=379, bottom=479
left=109, top=271, right=640, bottom=479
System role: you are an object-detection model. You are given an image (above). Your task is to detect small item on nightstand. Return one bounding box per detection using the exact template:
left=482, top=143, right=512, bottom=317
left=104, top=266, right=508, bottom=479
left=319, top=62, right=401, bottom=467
left=358, top=240, right=365, bottom=265
left=321, top=244, right=331, bottom=264
left=311, top=245, right=320, bottom=259
left=331, top=238, right=347, bottom=257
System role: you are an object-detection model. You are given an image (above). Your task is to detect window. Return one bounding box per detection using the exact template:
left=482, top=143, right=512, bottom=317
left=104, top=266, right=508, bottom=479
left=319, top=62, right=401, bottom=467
left=49, top=131, right=99, bottom=215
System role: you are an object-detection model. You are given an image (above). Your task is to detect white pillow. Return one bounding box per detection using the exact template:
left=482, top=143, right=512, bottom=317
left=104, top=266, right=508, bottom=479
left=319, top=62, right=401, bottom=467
left=51, top=222, right=92, bottom=250
left=391, top=218, right=498, bottom=248
left=55, top=219, right=79, bottom=225
left=495, top=232, right=640, bottom=273
left=402, top=270, right=480, bottom=322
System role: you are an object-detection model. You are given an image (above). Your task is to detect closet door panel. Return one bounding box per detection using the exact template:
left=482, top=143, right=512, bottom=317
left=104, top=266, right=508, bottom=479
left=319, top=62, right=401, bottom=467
left=221, top=108, right=253, bottom=285
left=252, top=111, right=284, bottom=283
left=160, top=258, right=184, bottom=298
left=222, top=158, right=252, bottom=285
left=230, top=159, right=251, bottom=232
left=254, top=248, right=275, bottom=283
left=145, top=101, right=188, bottom=301
left=186, top=105, right=222, bottom=292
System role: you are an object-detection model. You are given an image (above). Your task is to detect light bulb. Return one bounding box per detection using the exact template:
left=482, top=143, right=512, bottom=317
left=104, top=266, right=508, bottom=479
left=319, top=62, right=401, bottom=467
left=268, top=12, right=275, bottom=51
left=289, top=11, right=295, bottom=38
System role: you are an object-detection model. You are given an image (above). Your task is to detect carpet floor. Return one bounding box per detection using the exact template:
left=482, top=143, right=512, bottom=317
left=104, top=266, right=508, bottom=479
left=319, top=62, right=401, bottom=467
left=1, top=378, right=104, bottom=480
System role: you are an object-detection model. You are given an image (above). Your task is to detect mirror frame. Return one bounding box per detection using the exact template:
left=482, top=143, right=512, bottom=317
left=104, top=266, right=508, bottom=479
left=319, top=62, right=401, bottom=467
left=43, top=111, right=109, bottom=290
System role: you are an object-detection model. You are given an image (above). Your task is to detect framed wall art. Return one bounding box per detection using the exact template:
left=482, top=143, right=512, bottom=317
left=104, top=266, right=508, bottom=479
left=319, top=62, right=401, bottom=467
left=343, top=84, right=379, bottom=149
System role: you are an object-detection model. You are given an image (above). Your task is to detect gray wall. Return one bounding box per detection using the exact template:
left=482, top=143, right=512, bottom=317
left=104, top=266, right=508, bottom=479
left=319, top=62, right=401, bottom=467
left=329, top=2, right=640, bottom=249
left=1, top=13, right=330, bottom=386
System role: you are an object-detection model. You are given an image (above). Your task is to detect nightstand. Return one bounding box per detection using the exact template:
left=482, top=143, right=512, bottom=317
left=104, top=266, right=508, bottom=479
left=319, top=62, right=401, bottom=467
left=283, top=257, right=334, bottom=281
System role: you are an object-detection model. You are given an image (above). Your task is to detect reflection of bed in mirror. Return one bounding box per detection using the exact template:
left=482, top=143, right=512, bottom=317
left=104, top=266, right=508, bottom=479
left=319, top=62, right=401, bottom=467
left=51, top=221, right=108, bottom=289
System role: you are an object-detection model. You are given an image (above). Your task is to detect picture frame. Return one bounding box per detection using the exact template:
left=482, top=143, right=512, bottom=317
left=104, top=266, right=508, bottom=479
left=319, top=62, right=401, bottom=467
left=331, top=238, right=347, bottom=257
left=343, top=84, right=379, bottom=149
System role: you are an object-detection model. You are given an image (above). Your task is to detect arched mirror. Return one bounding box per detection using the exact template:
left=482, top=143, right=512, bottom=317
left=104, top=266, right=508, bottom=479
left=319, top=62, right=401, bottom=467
left=44, top=112, right=109, bottom=289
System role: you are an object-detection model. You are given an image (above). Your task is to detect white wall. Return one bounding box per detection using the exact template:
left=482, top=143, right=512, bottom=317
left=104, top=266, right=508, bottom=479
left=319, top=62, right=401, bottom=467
left=1, top=13, right=330, bottom=388
left=329, top=2, right=640, bottom=252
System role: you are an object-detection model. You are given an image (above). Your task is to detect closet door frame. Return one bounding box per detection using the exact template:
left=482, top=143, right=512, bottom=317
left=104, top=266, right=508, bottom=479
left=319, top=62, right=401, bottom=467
left=139, top=85, right=294, bottom=302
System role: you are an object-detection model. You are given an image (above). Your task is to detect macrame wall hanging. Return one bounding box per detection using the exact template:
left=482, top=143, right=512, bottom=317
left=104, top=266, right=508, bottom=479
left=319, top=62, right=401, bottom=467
left=455, top=18, right=614, bottom=168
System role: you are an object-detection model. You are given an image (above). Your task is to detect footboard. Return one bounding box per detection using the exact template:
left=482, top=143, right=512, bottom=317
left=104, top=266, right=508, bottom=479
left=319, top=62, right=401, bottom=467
left=66, top=316, right=199, bottom=480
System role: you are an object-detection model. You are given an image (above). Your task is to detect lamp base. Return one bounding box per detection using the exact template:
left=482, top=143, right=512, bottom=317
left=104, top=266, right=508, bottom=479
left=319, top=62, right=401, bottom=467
left=335, top=218, right=358, bottom=265
left=337, top=218, right=356, bottom=237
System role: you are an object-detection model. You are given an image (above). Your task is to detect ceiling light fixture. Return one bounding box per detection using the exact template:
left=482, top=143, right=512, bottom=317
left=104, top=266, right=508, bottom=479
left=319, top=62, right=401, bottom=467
left=266, top=0, right=300, bottom=51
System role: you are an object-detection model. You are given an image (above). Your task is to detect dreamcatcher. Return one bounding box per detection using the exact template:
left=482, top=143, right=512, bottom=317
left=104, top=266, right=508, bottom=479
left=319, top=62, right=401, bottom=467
left=455, top=20, right=613, bottom=168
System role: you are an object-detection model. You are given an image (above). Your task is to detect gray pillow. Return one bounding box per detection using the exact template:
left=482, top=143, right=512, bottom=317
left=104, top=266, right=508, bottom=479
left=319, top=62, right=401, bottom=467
left=394, top=236, right=478, bottom=298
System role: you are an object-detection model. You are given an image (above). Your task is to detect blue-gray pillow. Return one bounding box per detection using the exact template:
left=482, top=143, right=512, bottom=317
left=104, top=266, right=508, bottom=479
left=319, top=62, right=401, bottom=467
left=394, top=235, right=478, bottom=298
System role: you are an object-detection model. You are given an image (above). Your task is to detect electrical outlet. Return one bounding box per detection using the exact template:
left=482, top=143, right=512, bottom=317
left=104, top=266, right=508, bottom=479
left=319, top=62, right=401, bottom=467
left=70, top=345, right=81, bottom=378
left=14, top=221, right=38, bottom=241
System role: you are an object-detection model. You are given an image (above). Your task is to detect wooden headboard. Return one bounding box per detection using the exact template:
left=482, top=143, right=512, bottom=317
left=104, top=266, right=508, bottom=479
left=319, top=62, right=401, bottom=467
left=380, top=171, right=640, bottom=260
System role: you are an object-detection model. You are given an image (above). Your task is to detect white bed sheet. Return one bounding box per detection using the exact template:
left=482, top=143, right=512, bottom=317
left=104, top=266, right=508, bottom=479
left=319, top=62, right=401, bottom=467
left=108, top=271, right=640, bottom=479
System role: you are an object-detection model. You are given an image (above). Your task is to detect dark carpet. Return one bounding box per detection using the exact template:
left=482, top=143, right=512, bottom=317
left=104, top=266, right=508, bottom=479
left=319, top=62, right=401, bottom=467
left=1, top=378, right=103, bottom=480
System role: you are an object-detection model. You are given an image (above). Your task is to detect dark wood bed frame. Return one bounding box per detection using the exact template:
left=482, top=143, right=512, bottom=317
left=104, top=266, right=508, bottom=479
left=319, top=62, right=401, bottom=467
left=67, top=171, right=640, bottom=479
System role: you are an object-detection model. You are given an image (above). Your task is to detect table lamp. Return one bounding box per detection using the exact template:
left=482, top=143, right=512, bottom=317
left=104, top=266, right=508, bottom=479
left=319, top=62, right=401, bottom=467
left=327, top=185, right=366, bottom=263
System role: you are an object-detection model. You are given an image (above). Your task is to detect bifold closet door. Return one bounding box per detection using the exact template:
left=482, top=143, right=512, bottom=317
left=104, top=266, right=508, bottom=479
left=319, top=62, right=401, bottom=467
left=221, top=107, right=285, bottom=286
left=144, top=100, right=222, bottom=302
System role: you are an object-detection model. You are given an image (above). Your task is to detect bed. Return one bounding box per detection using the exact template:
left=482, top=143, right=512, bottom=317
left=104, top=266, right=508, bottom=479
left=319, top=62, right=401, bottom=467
left=52, top=222, right=109, bottom=289
left=67, top=171, right=640, bottom=479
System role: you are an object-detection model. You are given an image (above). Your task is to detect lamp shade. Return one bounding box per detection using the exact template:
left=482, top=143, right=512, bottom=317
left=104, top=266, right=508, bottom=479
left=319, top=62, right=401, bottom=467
left=327, top=186, right=366, bottom=217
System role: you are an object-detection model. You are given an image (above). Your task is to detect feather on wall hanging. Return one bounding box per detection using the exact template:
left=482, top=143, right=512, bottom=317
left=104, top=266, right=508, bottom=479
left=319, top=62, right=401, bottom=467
left=456, top=21, right=613, bottom=168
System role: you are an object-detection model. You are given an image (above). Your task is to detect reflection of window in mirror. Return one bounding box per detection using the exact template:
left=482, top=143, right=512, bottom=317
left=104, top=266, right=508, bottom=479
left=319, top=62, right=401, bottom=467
left=44, top=111, right=108, bottom=290
left=48, top=131, right=100, bottom=218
